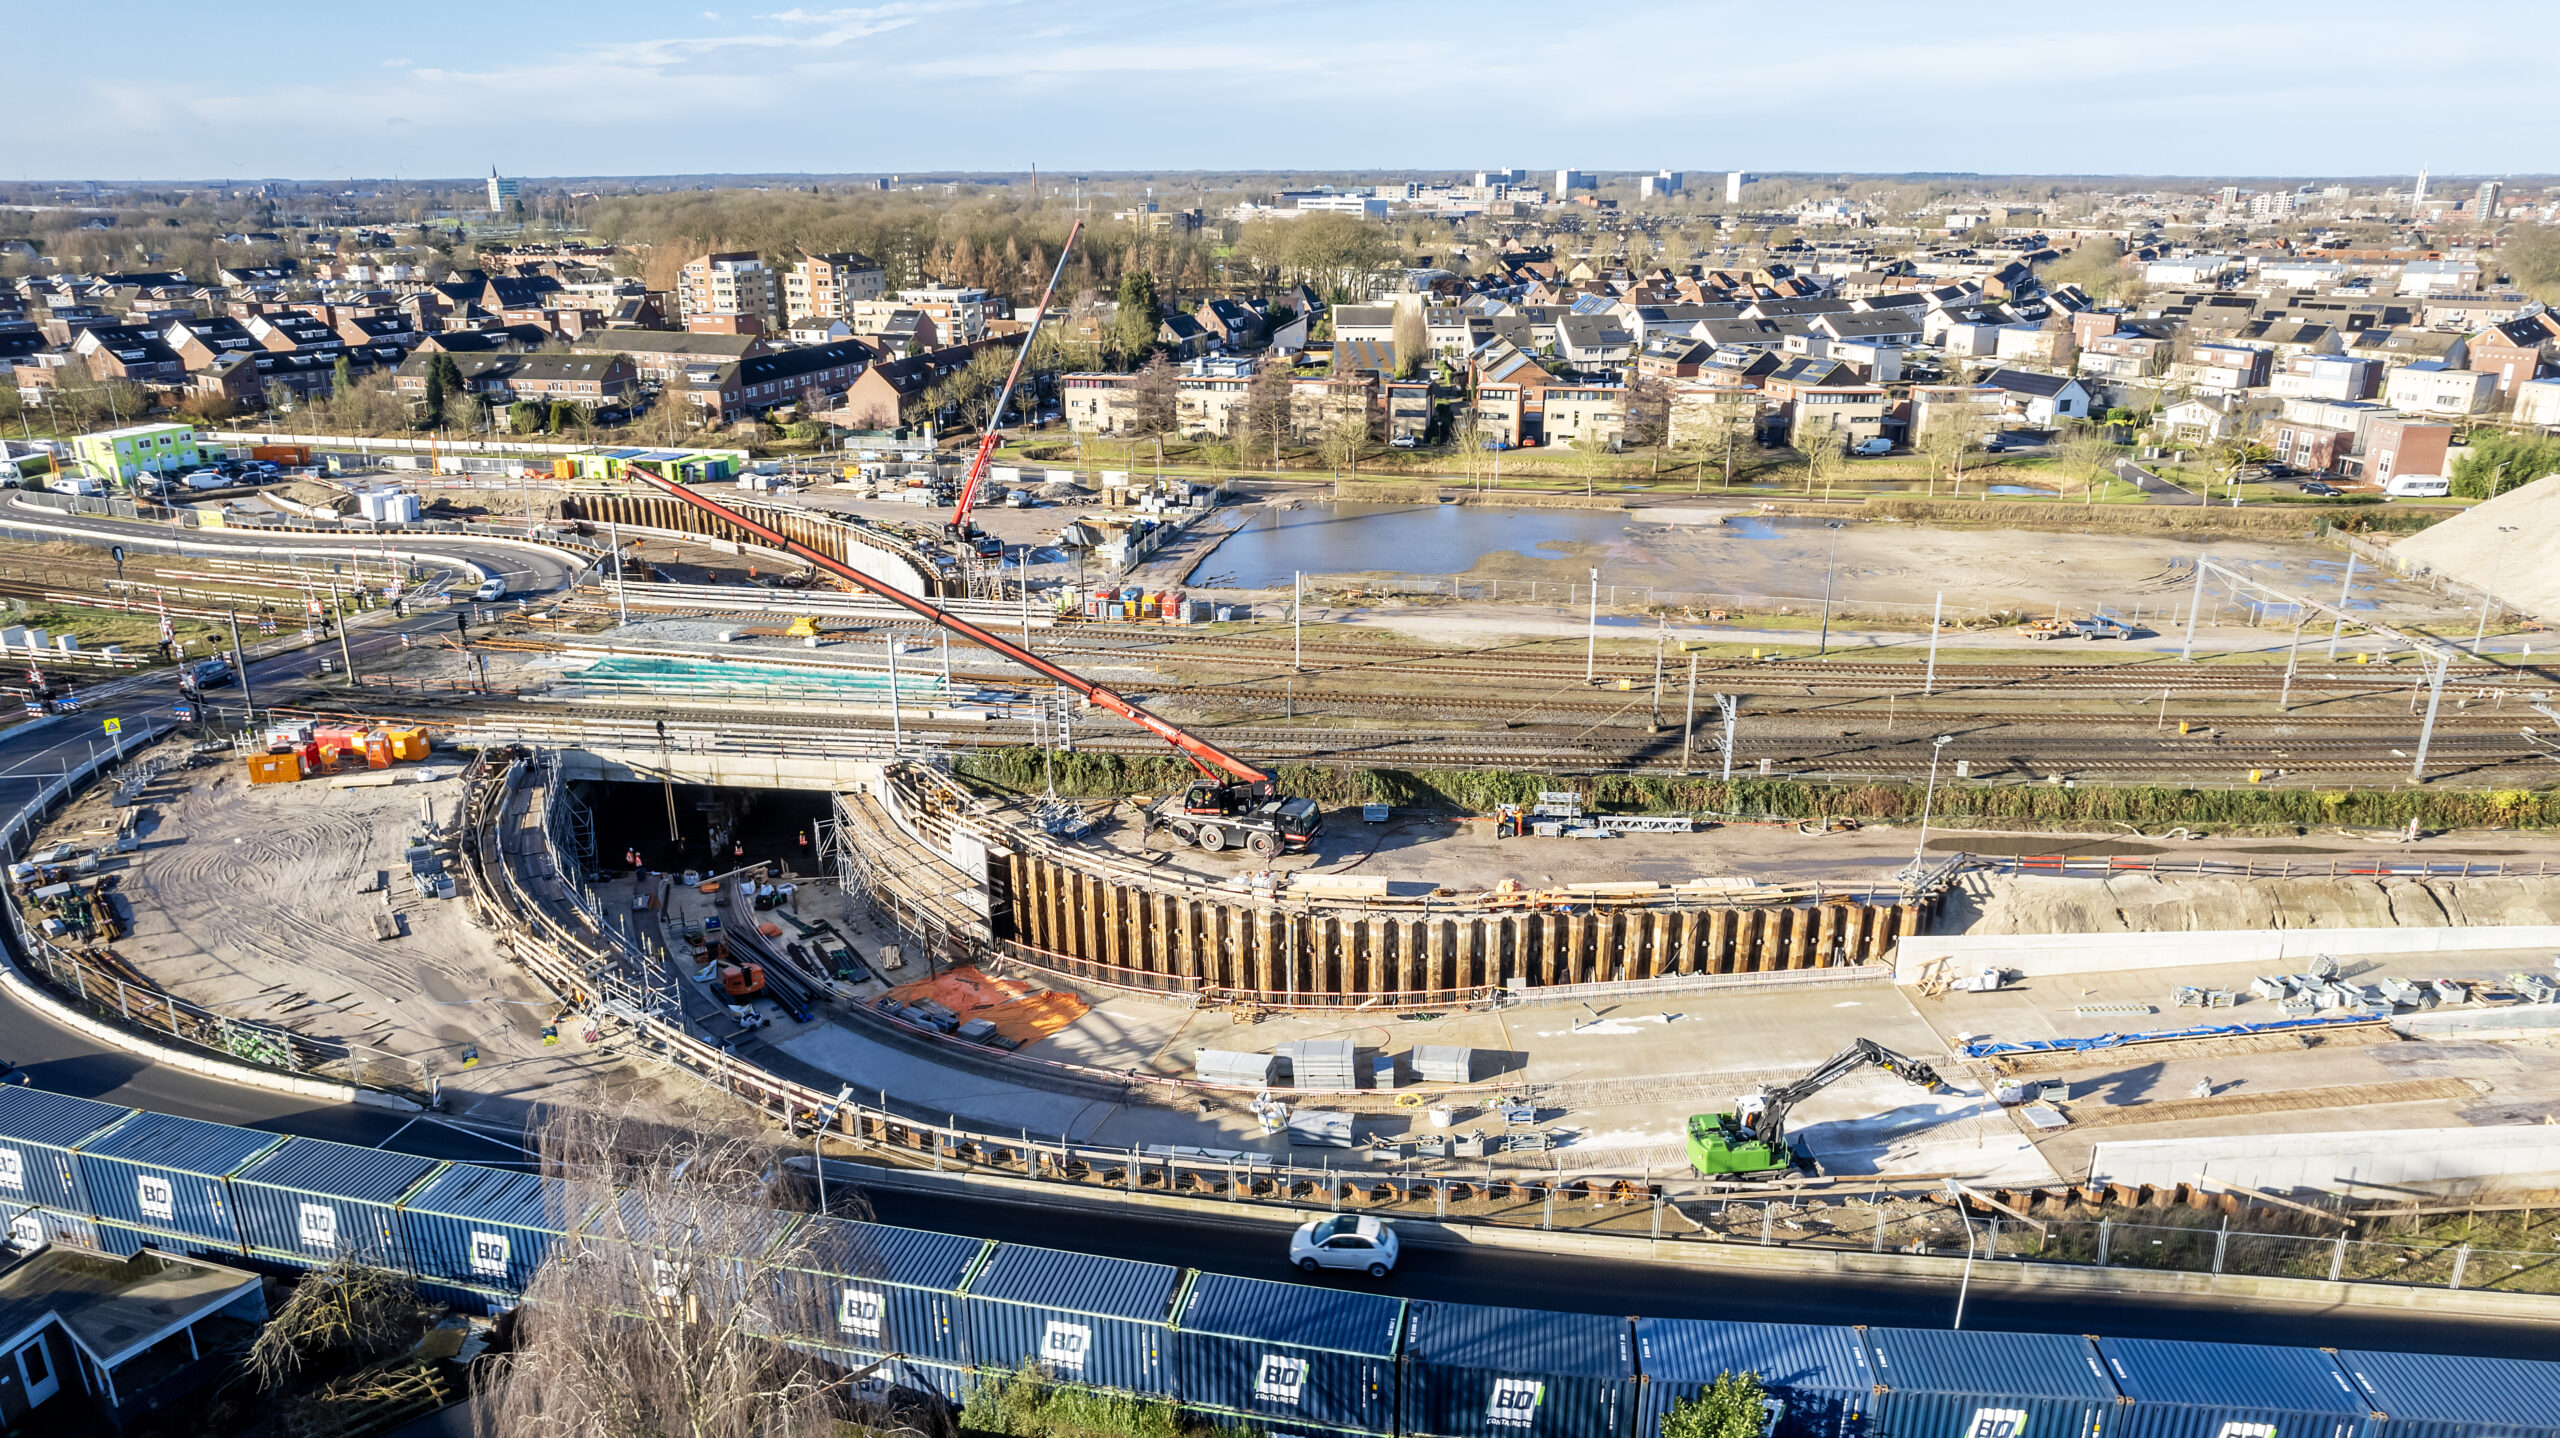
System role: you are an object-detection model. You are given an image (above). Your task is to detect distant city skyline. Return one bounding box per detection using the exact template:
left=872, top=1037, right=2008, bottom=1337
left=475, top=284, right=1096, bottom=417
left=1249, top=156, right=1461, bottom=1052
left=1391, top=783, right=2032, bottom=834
left=16, top=0, right=2559, bottom=181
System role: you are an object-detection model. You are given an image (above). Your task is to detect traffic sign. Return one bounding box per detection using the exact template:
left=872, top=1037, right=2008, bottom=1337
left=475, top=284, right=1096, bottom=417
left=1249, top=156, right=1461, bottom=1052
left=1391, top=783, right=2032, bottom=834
left=102, top=718, right=120, bottom=736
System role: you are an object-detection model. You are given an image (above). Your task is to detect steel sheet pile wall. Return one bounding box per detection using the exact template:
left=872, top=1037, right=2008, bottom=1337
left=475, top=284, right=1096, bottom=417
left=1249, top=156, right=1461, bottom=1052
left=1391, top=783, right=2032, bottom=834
left=229, top=1137, right=441, bottom=1270
left=2098, top=1338, right=2372, bottom=1438
left=73, top=1110, right=282, bottom=1258
left=1403, top=1300, right=1633, bottom=1438
left=1636, top=1319, right=1870, bottom=1438
left=1174, top=1272, right=1403, bottom=1437
left=0, top=1087, right=130, bottom=1216
left=1862, top=1327, right=2113, bottom=1438
left=962, top=1242, right=1183, bottom=1398
left=775, top=1214, right=986, bottom=1385
left=998, top=847, right=1926, bottom=1002
left=2339, top=1350, right=2560, bottom=1438
left=0, top=1096, right=2553, bottom=1438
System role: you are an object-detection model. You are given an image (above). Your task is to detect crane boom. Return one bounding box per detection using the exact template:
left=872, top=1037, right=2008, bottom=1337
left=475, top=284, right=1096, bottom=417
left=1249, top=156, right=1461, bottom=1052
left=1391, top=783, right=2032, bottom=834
left=622, top=462, right=1271, bottom=787
left=948, top=218, right=1083, bottom=540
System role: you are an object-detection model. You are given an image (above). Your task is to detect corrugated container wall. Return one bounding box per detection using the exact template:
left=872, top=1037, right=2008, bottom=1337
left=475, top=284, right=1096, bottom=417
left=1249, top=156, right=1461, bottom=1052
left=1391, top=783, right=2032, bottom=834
left=1635, top=1318, right=1870, bottom=1438
left=1861, top=1328, right=2113, bottom=1438
left=574, top=1190, right=802, bottom=1313
left=1402, top=1300, right=1633, bottom=1438
left=73, top=1111, right=283, bottom=1257
left=0, top=1087, right=131, bottom=1215
left=1, top=1203, right=100, bottom=1255
left=2340, top=1349, right=2560, bottom=1438
left=962, top=1243, right=1182, bottom=1398
left=398, top=1163, right=586, bottom=1296
left=1173, top=1272, right=1403, bottom=1436
left=228, top=1138, right=441, bottom=1268
left=2098, top=1339, right=2371, bottom=1438
left=773, top=1216, right=985, bottom=1369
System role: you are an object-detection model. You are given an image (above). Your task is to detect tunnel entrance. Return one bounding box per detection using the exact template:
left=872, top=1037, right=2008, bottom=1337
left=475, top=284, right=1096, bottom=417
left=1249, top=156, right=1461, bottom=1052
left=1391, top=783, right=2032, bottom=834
left=579, top=781, right=835, bottom=874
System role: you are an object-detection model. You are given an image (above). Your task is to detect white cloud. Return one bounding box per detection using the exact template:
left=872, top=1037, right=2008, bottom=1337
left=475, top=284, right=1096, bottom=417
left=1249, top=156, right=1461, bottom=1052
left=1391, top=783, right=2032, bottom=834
left=380, top=57, right=413, bottom=68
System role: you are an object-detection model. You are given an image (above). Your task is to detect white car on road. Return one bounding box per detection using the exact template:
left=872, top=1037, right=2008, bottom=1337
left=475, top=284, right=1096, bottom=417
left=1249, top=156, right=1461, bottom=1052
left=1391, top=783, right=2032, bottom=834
left=1289, top=1215, right=1398, bottom=1277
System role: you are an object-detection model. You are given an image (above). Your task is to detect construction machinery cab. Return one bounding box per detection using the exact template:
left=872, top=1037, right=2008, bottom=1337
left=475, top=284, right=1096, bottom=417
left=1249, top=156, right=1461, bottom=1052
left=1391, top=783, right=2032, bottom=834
left=1687, top=1038, right=1942, bottom=1180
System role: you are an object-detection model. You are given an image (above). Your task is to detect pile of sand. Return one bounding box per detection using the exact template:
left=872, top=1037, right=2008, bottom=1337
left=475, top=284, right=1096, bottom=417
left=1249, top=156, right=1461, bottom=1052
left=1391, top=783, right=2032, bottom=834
left=2391, top=475, right=2560, bottom=622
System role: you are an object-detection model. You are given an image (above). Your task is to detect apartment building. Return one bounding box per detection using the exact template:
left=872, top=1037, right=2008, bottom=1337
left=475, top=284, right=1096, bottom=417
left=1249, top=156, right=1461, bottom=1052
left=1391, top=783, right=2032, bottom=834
left=784, top=252, right=887, bottom=321
left=895, top=285, right=991, bottom=345
left=677, top=252, right=780, bottom=331
left=2383, top=361, right=2497, bottom=417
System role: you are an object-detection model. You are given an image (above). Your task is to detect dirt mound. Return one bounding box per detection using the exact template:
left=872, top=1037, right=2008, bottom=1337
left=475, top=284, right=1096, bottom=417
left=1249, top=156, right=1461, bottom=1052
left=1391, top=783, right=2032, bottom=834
left=2390, top=474, right=2560, bottom=623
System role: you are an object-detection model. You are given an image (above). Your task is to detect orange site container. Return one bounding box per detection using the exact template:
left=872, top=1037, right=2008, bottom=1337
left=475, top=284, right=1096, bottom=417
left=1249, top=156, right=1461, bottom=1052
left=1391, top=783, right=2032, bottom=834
left=246, top=753, right=302, bottom=785
left=365, top=734, right=394, bottom=769
left=386, top=728, right=430, bottom=761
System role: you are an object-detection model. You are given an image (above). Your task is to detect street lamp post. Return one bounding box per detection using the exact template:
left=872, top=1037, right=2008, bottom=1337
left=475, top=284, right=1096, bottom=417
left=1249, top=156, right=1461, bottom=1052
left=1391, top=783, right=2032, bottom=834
left=1912, top=734, right=1955, bottom=872
left=1946, top=1179, right=1980, bottom=1329
left=1817, top=522, right=1845, bottom=656
left=2473, top=525, right=2520, bottom=654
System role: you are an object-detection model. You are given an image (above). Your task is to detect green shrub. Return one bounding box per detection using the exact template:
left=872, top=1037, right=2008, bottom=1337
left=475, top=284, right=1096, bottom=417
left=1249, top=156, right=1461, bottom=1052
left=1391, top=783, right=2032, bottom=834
left=960, top=1360, right=1198, bottom=1438
left=1660, top=1372, right=1770, bottom=1438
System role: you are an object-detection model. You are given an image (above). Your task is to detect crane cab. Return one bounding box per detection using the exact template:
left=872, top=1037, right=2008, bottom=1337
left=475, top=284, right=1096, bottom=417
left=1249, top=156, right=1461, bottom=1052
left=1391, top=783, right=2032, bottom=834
left=1688, top=1112, right=1791, bottom=1178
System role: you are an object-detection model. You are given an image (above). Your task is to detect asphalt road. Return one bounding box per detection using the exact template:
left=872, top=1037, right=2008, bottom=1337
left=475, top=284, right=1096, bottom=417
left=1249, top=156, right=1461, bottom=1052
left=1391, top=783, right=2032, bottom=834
left=858, top=1187, right=2560, bottom=1357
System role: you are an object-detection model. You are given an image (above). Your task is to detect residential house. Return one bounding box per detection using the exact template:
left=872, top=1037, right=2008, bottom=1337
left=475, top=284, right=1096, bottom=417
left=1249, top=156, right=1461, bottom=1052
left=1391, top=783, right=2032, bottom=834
left=835, top=339, right=1008, bottom=430
left=2345, top=327, right=2468, bottom=374
left=2511, top=376, right=2560, bottom=428
left=482, top=275, right=565, bottom=313
left=2269, top=353, right=2384, bottom=402
left=870, top=310, right=939, bottom=359
left=894, top=286, right=992, bottom=345
left=191, top=351, right=264, bottom=410
left=2467, top=315, right=2556, bottom=394
left=1542, top=384, right=1625, bottom=450
left=1194, top=297, right=1270, bottom=351
left=1330, top=338, right=1397, bottom=376
left=394, top=352, right=639, bottom=413
left=160, top=317, right=260, bottom=371
left=1157, top=313, right=1211, bottom=360
left=0, top=1242, right=268, bottom=1432
left=2267, top=419, right=2352, bottom=473
left=71, top=327, right=185, bottom=387
left=335, top=314, right=422, bottom=353
left=1909, top=384, right=2004, bottom=440
left=785, top=251, right=886, bottom=320
left=1994, top=319, right=2074, bottom=369
left=1761, top=355, right=1858, bottom=406
left=2159, top=395, right=2247, bottom=444
left=1552, top=315, right=1634, bottom=371
left=2361, top=416, right=2453, bottom=483
left=2182, top=341, right=2272, bottom=395
left=2421, top=291, right=2531, bottom=331
left=1808, top=309, right=1923, bottom=349
left=245, top=313, right=345, bottom=358
left=1331, top=306, right=1397, bottom=346
left=569, top=331, right=771, bottom=386
left=1975, top=367, right=2092, bottom=423
left=2383, top=361, right=2497, bottom=417
left=675, top=338, right=878, bottom=423
left=1789, top=385, right=1888, bottom=449
left=1287, top=373, right=1375, bottom=444
left=1666, top=381, right=1764, bottom=449
left=1635, top=336, right=1716, bottom=381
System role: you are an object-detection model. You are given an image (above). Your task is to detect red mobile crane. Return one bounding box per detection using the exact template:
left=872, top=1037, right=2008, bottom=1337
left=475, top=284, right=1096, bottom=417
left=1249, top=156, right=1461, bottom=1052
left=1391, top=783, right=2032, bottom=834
left=943, top=218, right=1084, bottom=560
left=623, top=464, right=1322, bottom=858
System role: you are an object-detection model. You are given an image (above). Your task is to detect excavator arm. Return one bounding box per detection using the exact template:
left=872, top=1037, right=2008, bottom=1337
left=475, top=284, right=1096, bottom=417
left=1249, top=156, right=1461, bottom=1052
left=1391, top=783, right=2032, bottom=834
left=622, top=462, right=1270, bottom=787
left=947, top=218, right=1083, bottom=540
left=1752, top=1037, right=1940, bottom=1150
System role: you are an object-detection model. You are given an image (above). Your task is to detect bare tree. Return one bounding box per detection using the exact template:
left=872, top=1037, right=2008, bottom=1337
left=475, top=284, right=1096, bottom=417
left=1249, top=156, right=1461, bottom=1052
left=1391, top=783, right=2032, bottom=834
left=472, top=1107, right=869, bottom=1438
left=1390, top=303, right=1429, bottom=380
left=1796, top=429, right=1846, bottom=499
left=1240, top=361, right=1292, bottom=466
left=1318, top=414, right=1370, bottom=477
left=1916, top=408, right=1979, bottom=498
left=1620, top=372, right=1671, bottom=450
left=1126, top=354, right=1179, bottom=437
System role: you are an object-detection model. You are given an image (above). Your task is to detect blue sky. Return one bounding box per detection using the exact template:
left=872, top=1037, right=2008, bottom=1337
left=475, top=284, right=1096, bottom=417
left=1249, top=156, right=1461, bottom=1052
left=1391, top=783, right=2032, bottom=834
left=17, top=1, right=2558, bottom=181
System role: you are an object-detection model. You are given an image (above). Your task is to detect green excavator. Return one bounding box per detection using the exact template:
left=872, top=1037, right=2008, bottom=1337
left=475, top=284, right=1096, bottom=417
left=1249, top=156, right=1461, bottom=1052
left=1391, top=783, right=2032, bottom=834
left=1686, top=1038, right=1943, bottom=1180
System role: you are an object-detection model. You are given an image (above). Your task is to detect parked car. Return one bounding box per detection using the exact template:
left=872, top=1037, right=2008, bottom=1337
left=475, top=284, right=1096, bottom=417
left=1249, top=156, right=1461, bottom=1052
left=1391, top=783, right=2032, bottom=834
left=2384, top=474, right=2450, bottom=498
left=1850, top=437, right=1892, bottom=456
left=2068, top=617, right=2132, bottom=640
left=2299, top=481, right=2343, bottom=496
left=1289, top=1215, right=1398, bottom=1277
left=1390, top=435, right=1418, bottom=448
left=180, top=469, right=230, bottom=492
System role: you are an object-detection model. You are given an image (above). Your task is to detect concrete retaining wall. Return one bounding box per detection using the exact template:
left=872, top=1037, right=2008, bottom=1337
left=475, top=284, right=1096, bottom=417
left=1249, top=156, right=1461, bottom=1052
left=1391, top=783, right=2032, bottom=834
left=1895, top=924, right=2560, bottom=982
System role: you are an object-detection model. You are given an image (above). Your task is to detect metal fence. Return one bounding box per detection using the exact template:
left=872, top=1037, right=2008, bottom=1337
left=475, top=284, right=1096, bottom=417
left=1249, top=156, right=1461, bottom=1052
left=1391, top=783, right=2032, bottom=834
left=1283, top=572, right=1999, bottom=620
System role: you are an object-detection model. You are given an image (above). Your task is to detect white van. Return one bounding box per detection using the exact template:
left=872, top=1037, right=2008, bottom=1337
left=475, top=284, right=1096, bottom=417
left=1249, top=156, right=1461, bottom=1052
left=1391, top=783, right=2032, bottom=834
left=472, top=577, right=508, bottom=602
left=53, top=476, right=105, bottom=497
left=2384, top=474, right=2450, bottom=498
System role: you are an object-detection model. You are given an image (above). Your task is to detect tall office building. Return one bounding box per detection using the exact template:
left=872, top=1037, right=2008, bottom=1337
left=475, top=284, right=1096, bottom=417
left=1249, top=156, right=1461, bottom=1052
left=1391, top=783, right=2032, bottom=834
left=1639, top=170, right=1683, bottom=199
left=1725, top=171, right=1745, bottom=204
left=1554, top=170, right=1595, bottom=193
left=2411, top=168, right=2429, bottom=209
left=2477, top=180, right=2504, bottom=218
left=486, top=168, right=519, bottom=215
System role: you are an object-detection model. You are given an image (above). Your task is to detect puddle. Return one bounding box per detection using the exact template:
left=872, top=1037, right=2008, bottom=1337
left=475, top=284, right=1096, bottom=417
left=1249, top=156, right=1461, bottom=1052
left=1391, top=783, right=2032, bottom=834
left=1187, top=502, right=1637, bottom=586
left=1717, top=517, right=1788, bottom=540
left=1986, top=485, right=2056, bottom=497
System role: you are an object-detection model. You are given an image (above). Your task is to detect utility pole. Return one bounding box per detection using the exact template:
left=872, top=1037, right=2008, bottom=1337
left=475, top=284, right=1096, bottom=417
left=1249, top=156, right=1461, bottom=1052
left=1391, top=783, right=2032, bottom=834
left=1651, top=615, right=1666, bottom=730
left=610, top=518, right=629, bottom=626
left=2410, top=650, right=2449, bottom=784
left=1817, top=523, right=1842, bottom=656
left=2180, top=557, right=2207, bottom=661
left=1293, top=570, right=1303, bottom=673
left=1924, top=590, right=1943, bottom=696
left=1718, top=694, right=1740, bottom=782
left=886, top=637, right=902, bottom=753
left=2278, top=615, right=2307, bottom=711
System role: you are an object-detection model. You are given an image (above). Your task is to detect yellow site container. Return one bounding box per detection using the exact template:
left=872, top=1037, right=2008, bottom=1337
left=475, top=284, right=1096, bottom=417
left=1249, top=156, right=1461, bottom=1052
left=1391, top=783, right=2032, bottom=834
left=386, top=728, right=431, bottom=761
left=247, top=753, right=303, bottom=785
left=551, top=458, right=575, bottom=480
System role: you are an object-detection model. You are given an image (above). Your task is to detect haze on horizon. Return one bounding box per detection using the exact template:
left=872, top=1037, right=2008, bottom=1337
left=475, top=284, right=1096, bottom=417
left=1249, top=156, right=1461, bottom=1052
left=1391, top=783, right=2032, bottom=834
left=16, top=0, right=2557, bottom=183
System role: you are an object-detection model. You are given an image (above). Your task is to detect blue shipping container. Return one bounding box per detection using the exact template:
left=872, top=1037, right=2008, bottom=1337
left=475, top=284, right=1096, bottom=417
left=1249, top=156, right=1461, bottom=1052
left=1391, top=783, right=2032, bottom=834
left=575, top=1189, right=802, bottom=1310
left=1, top=1203, right=101, bottom=1255
left=774, top=1215, right=985, bottom=1368
left=2098, top=1339, right=2370, bottom=1438
left=399, top=1162, right=587, bottom=1293
left=228, top=1137, right=441, bottom=1267
left=1862, top=1328, right=2112, bottom=1438
left=2340, top=1348, right=2560, bottom=1438
left=1402, top=1300, right=1632, bottom=1438
left=963, top=1242, right=1182, bottom=1397
left=1174, top=1271, right=1404, bottom=1436
left=1636, top=1319, right=1870, bottom=1438
left=74, top=1111, right=282, bottom=1257
left=0, top=1087, right=131, bottom=1215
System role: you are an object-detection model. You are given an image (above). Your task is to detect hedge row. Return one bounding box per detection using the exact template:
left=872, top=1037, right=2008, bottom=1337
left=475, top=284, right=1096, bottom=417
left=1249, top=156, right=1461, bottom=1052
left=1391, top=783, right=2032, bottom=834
left=950, top=748, right=2560, bottom=831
